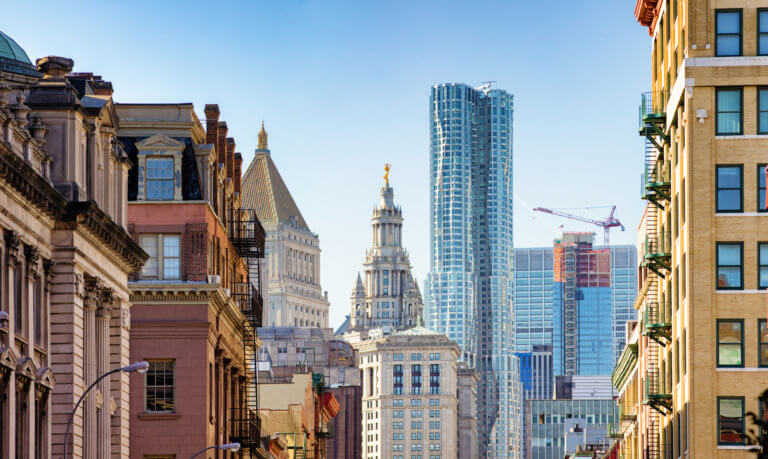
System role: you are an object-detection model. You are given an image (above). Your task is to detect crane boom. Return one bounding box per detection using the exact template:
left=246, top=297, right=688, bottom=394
left=533, top=206, right=626, bottom=247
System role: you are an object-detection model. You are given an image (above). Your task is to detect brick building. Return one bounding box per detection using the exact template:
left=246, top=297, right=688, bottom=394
left=118, top=103, right=268, bottom=457
left=0, top=33, right=147, bottom=458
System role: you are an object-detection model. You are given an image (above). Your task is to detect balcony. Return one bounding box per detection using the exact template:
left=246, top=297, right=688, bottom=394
left=643, top=235, right=671, bottom=276
left=643, top=160, right=671, bottom=208
left=228, top=208, right=266, bottom=260
left=643, top=298, right=672, bottom=345
left=229, top=407, right=262, bottom=451
left=644, top=378, right=672, bottom=415
left=639, top=91, right=669, bottom=154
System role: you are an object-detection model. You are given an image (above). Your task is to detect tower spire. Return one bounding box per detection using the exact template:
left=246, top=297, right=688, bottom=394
left=384, top=163, right=391, bottom=187
left=258, top=121, right=268, bottom=150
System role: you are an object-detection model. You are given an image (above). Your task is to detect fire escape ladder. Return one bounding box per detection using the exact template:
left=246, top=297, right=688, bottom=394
left=227, top=208, right=266, bottom=454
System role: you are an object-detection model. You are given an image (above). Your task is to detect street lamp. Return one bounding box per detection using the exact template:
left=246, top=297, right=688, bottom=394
left=63, top=361, right=149, bottom=459
left=190, top=442, right=241, bottom=458
left=0, top=311, right=8, bottom=321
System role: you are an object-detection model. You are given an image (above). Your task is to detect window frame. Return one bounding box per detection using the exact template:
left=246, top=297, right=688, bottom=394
left=715, top=9, right=743, bottom=57
left=759, top=319, right=768, bottom=368
left=145, top=156, right=175, bottom=201
left=716, top=242, right=744, bottom=290
left=715, top=164, right=743, bottom=213
left=759, top=89, right=768, bottom=135
left=717, top=396, right=745, bottom=445
left=759, top=164, right=768, bottom=212
left=760, top=242, right=768, bottom=289
left=144, top=359, right=176, bottom=413
left=716, top=319, right=744, bottom=368
left=138, top=233, right=182, bottom=281
left=716, top=87, right=744, bottom=136
left=759, top=9, right=768, bottom=56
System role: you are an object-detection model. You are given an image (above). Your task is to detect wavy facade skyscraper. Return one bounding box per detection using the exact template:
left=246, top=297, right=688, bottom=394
left=426, top=83, right=521, bottom=457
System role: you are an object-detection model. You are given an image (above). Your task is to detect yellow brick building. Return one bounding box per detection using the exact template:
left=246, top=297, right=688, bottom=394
left=613, top=0, right=768, bottom=457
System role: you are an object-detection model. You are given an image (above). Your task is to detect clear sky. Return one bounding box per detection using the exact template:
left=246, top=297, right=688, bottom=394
left=4, top=1, right=651, bottom=330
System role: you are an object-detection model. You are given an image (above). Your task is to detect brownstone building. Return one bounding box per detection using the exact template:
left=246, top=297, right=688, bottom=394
left=119, top=102, right=268, bottom=457
left=0, top=31, right=147, bottom=458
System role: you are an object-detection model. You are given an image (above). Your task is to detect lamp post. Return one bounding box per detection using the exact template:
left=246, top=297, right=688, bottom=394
left=190, top=442, right=241, bottom=458
left=63, top=361, right=149, bottom=459
left=0, top=311, right=8, bottom=321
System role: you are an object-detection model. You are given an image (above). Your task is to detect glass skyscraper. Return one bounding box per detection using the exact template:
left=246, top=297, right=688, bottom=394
left=426, top=83, right=520, bottom=457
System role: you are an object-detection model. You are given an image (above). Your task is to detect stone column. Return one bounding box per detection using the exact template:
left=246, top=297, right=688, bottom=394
left=83, top=276, right=100, bottom=459
left=96, top=289, right=113, bottom=459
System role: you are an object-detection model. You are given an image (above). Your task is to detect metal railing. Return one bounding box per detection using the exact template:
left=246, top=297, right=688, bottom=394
left=639, top=91, right=668, bottom=127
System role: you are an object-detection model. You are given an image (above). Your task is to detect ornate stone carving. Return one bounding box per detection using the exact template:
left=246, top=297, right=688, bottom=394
left=84, top=274, right=101, bottom=309
left=10, top=93, right=30, bottom=125
left=43, top=259, right=56, bottom=291
left=4, top=230, right=21, bottom=266
left=97, top=287, right=115, bottom=317
left=24, top=244, right=40, bottom=278
left=28, top=114, right=47, bottom=145
left=120, top=308, right=130, bottom=330
left=0, top=80, right=10, bottom=112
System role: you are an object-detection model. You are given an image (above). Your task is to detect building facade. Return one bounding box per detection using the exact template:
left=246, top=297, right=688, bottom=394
left=614, top=0, right=768, bottom=457
left=426, top=82, right=521, bottom=457
left=347, top=326, right=477, bottom=459
left=242, top=126, right=330, bottom=328
left=256, top=326, right=362, bottom=459
left=349, top=177, right=424, bottom=331
left=0, top=36, right=147, bottom=458
left=119, top=103, right=267, bottom=457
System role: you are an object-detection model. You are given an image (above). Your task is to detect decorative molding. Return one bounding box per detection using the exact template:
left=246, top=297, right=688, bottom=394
left=43, top=258, right=55, bottom=290
left=4, top=230, right=21, bottom=265
left=24, top=244, right=40, bottom=279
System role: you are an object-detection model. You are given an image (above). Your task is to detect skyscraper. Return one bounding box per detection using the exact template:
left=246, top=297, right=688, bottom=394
left=426, top=83, right=520, bottom=457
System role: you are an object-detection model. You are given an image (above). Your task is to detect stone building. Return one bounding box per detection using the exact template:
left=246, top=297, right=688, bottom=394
left=0, top=32, right=147, bottom=458
left=241, top=125, right=330, bottom=328
left=349, top=174, right=424, bottom=331
left=346, top=326, right=478, bottom=459
left=256, top=326, right=361, bottom=458
left=118, top=103, right=268, bottom=457
left=614, top=0, right=768, bottom=457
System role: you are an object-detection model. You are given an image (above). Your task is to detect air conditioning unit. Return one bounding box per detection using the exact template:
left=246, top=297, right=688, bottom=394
left=223, top=288, right=231, bottom=297
left=208, top=274, right=221, bottom=284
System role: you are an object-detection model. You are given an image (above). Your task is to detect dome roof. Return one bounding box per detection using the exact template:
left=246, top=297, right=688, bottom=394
left=0, top=31, right=32, bottom=64
left=0, top=31, right=39, bottom=77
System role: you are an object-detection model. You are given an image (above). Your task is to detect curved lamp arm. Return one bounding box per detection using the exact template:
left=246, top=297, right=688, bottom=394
left=63, top=361, right=149, bottom=459
left=191, top=443, right=241, bottom=458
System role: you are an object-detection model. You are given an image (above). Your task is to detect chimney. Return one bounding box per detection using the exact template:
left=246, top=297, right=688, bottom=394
left=226, top=138, right=235, bottom=180
left=217, top=121, right=228, bottom=166
left=204, top=104, right=220, bottom=145
left=234, top=153, right=243, bottom=194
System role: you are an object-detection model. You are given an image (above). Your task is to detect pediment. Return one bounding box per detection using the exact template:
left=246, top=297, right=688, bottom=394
left=135, top=135, right=185, bottom=152
left=16, top=356, right=38, bottom=380
left=0, top=346, right=18, bottom=371
left=36, top=366, right=55, bottom=389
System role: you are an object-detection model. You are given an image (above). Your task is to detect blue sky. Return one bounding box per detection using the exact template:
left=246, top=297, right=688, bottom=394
left=3, top=1, right=651, bottom=329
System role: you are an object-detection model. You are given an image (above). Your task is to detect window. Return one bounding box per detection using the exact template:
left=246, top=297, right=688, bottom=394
left=716, top=88, right=743, bottom=135
left=139, top=234, right=181, bottom=280
left=411, top=365, right=422, bottom=395
left=146, top=360, right=175, bottom=412
left=760, top=320, right=768, bottom=367
left=760, top=243, right=768, bottom=289
left=394, top=365, right=403, bottom=395
left=146, top=157, right=174, bottom=200
left=716, top=165, right=742, bottom=212
left=429, top=364, right=440, bottom=395
left=715, top=10, right=742, bottom=56
left=718, top=397, right=745, bottom=445
left=760, top=9, right=768, bottom=55
left=759, top=165, right=768, bottom=212
left=717, top=320, right=744, bottom=367
left=717, top=243, right=743, bottom=289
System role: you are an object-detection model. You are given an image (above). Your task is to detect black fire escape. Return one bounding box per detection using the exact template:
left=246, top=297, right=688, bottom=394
left=227, top=208, right=266, bottom=456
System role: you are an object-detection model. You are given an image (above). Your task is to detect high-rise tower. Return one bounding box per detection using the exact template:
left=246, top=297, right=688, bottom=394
left=426, top=83, right=520, bottom=457
left=350, top=169, right=424, bottom=331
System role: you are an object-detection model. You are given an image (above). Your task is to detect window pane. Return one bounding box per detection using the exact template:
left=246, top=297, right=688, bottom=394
left=719, top=90, right=741, bottom=111
left=139, top=236, right=158, bottom=277
left=761, top=244, right=768, bottom=264
left=719, top=398, right=744, bottom=444
left=718, top=244, right=741, bottom=264
left=760, top=112, right=768, bottom=134
left=761, top=267, right=768, bottom=289
left=719, top=322, right=742, bottom=343
left=717, top=113, right=741, bottom=134
left=717, top=12, right=740, bottom=33
left=761, top=35, right=768, bottom=55
left=147, top=158, right=173, bottom=179
left=717, top=167, right=741, bottom=188
left=761, top=11, right=768, bottom=32
left=719, top=344, right=742, bottom=365
left=717, top=36, right=740, bottom=56
left=717, top=190, right=741, bottom=211
left=163, top=235, right=180, bottom=257
left=718, top=267, right=742, bottom=288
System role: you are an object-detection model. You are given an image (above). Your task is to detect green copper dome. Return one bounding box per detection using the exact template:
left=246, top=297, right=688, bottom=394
left=0, top=30, right=39, bottom=77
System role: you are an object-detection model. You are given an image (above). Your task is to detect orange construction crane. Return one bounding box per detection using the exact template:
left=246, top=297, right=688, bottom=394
left=533, top=206, right=626, bottom=248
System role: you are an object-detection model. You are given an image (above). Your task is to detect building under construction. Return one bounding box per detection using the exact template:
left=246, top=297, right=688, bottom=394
left=553, top=233, right=613, bottom=376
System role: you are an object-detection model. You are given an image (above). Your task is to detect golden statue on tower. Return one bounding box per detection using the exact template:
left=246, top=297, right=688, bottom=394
left=384, top=163, right=391, bottom=186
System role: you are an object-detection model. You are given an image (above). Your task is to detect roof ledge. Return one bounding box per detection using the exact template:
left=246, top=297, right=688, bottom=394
left=635, top=0, right=661, bottom=34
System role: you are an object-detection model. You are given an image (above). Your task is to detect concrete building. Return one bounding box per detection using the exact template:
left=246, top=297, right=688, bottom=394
left=516, top=345, right=554, bottom=401
left=426, top=82, right=521, bottom=457
left=349, top=174, right=424, bottom=331
left=119, top=103, right=268, bottom=457
left=613, top=0, right=768, bottom=457
left=242, top=125, right=330, bottom=328
left=256, top=326, right=362, bottom=458
left=0, top=36, right=148, bottom=458
left=346, top=326, right=478, bottom=459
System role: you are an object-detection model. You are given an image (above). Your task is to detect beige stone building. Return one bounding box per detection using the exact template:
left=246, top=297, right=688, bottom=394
left=346, top=326, right=478, bottom=459
left=0, top=33, right=146, bottom=458
left=614, top=0, right=768, bottom=457
left=242, top=126, right=330, bottom=328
